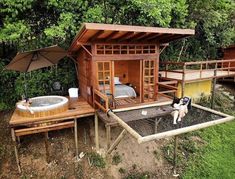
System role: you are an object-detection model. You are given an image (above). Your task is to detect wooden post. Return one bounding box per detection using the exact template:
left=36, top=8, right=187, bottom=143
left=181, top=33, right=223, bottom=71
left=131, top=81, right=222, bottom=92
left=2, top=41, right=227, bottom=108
left=181, top=64, right=186, bottom=97
left=173, top=135, right=178, bottom=175
left=95, top=113, right=99, bottom=151
left=200, top=62, right=202, bottom=78
left=44, top=132, right=50, bottom=163
left=74, top=118, right=79, bottom=157
left=107, top=129, right=126, bottom=154
left=106, top=125, right=111, bottom=149
left=154, top=117, right=162, bottom=133
left=211, top=64, right=217, bottom=109
left=174, top=64, right=185, bottom=175
left=11, top=128, right=21, bottom=173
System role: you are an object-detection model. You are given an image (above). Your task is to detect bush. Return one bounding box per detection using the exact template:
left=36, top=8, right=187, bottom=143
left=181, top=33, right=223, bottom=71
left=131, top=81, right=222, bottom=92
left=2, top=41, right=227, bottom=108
left=87, top=152, right=106, bottom=168
left=0, top=57, right=77, bottom=110
left=112, top=152, right=122, bottom=165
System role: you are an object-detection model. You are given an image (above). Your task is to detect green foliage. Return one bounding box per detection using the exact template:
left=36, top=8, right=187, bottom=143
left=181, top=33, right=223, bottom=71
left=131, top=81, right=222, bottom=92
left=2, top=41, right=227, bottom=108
left=0, top=60, right=19, bottom=109
left=0, top=58, right=77, bottom=110
left=0, top=0, right=235, bottom=111
left=119, top=167, right=126, bottom=174
left=0, top=21, right=30, bottom=41
left=87, top=152, right=106, bottom=168
left=112, top=152, right=122, bottom=165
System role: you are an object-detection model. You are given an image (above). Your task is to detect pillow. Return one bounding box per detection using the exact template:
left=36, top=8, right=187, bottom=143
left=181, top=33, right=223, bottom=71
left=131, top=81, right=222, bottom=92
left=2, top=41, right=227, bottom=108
left=114, top=77, right=122, bottom=85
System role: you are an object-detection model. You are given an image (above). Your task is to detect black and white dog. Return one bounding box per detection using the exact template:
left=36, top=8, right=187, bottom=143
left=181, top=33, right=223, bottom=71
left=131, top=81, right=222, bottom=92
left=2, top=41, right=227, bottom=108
left=171, top=96, right=191, bottom=125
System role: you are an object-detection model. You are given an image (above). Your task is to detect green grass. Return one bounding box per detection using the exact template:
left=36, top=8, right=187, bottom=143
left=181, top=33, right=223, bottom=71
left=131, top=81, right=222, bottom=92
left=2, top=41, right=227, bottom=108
left=182, top=90, right=235, bottom=179
left=182, top=121, right=235, bottom=179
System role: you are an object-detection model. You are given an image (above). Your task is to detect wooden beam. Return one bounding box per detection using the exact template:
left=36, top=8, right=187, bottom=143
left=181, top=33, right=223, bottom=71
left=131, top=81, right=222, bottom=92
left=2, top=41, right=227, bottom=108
left=107, top=129, right=126, bottom=154
left=44, top=132, right=50, bottom=163
left=95, top=113, right=99, bottom=151
left=74, top=118, right=79, bottom=157
left=11, top=128, right=21, bottom=173
left=106, top=125, right=111, bottom=149
left=135, top=33, right=154, bottom=41
left=128, top=32, right=146, bottom=41
left=173, top=135, right=178, bottom=175
left=150, top=34, right=174, bottom=42
left=89, top=30, right=104, bottom=41
left=77, top=43, right=93, bottom=56
left=145, top=33, right=163, bottom=40
left=105, top=31, right=119, bottom=41
left=107, top=111, right=142, bottom=140
left=160, top=34, right=189, bottom=43
left=15, top=121, right=74, bottom=136
left=118, top=32, right=135, bottom=42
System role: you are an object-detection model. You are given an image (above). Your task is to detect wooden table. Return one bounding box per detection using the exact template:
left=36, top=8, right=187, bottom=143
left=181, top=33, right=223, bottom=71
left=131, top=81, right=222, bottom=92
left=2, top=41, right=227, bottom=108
left=9, top=97, right=95, bottom=173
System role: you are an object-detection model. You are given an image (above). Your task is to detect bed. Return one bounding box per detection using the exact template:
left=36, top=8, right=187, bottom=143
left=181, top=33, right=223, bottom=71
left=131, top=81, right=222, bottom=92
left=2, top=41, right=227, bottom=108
left=99, top=77, right=137, bottom=98
left=114, top=84, right=137, bottom=98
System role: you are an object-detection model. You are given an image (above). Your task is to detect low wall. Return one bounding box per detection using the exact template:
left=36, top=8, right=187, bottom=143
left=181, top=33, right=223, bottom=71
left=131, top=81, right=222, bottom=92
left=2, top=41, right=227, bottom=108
left=176, top=80, right=212, bottom=100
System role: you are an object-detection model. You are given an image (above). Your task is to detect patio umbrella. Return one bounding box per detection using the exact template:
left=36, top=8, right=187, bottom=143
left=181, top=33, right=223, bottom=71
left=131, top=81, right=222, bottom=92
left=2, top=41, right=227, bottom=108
left=6, top=45, right=67, bottom=72
left=5, top=45, right=67, bottom=97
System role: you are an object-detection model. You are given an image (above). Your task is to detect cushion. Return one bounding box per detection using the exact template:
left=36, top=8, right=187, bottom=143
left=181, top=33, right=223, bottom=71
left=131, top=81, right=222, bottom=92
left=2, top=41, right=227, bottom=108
left=114, top=77, right=122, bottom=85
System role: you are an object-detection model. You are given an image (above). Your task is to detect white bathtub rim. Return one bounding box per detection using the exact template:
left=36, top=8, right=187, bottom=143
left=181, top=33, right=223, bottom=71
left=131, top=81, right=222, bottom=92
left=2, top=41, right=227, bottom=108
left=16, top=95, right=68, bottom=112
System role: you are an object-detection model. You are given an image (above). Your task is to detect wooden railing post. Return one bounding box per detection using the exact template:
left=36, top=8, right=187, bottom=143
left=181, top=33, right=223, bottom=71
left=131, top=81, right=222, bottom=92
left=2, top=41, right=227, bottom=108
left=211, top=63, right=217, bottom=109
left=94, top=89, right=109, bottom=112
left=181, top=64, right=186, bottom=98
left=200, top=62, right=202, bottom=78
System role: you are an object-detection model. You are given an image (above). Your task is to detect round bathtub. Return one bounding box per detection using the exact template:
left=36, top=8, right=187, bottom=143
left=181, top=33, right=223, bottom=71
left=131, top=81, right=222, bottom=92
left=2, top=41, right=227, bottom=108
left=16, top=96, right=69, bottom=118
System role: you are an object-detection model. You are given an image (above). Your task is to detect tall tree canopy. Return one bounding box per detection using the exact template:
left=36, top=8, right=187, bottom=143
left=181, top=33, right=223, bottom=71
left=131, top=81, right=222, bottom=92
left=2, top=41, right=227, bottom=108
left=1, top=0, right=234, bottom=53
left=0, top=0, right=234, bottom=109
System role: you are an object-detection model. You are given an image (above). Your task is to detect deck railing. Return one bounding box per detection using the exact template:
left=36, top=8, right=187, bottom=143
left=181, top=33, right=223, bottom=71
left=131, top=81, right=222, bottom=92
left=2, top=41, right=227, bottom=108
left=160, top=59, right=235, bottom=81
left=160, top=59, right=235, bottom=97
left=157, top=80, right=178, bottom=98
left=93, top=89, right=109, bottom=112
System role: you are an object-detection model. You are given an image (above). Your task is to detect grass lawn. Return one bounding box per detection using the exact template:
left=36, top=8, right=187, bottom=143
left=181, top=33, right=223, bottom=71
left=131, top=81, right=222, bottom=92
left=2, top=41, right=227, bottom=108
left=182, top=121, right=235, bottom=179
left=182, top=90, right=235, bottom=179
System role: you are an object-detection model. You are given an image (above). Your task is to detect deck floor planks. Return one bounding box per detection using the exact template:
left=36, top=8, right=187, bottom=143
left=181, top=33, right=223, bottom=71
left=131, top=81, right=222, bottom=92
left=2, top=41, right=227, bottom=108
left=159, top=70, right=235, bottom=81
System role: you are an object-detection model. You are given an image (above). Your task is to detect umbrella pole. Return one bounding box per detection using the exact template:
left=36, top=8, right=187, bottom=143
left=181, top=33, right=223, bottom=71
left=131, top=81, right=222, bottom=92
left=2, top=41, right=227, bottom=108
left=24, top=73, right=27, bottom=98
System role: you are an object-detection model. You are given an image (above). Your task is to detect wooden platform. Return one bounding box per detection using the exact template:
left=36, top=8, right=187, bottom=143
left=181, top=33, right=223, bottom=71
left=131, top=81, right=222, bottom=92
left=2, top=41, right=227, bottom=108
left=114, top=95, right=172, bottom=109
left=10, top=97, right=95, bottom=173
left=159, top=69, right=235, bottom=82
left=10, top=97, right=95, bottom=127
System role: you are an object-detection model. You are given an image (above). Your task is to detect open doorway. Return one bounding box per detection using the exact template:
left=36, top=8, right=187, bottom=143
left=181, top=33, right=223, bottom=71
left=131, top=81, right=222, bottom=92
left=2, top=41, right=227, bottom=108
left=113, top=60, right=142, bottom=106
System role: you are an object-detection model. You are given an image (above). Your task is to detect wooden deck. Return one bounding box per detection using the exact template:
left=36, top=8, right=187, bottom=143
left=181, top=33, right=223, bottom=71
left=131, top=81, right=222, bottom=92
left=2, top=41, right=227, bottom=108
left=10, top=96, right=95, bottom=173
left=159, top=69, right=235, bottom=82
left=114, top=95, right=171, bottom=109
left=10, top=97, right=95, bottom=127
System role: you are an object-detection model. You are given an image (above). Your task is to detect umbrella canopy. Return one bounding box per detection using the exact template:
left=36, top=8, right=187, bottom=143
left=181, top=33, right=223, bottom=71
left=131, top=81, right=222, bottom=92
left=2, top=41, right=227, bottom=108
left=6, top=45, right=67, bottom=72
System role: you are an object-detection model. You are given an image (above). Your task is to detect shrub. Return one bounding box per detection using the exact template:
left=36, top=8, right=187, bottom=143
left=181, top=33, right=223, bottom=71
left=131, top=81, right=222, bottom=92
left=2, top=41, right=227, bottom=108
left=112, top=152, right=122, bottom=165
left=87, top=152, right=106, bottom=168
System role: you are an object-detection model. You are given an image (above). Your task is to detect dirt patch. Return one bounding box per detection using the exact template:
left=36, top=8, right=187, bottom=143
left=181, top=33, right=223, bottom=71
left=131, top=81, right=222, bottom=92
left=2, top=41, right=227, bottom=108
left=0, top=111, right=175, bottom=179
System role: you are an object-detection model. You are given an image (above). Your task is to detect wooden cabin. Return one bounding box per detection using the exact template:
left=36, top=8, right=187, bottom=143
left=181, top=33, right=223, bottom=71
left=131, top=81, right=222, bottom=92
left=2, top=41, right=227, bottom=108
left=68, top=23, right=194, bottom=110
left=222, top=45, right=235, bottom=71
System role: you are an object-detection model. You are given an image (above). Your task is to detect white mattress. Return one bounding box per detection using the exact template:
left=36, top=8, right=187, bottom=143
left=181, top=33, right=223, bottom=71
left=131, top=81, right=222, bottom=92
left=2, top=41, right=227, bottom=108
left=99, top=84, right=137, bottom=98
left=114, top=84, right=137, bottom=98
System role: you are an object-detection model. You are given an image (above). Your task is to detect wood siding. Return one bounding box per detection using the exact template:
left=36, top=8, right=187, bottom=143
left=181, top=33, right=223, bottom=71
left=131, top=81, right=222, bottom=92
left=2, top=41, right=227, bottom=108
left=223, top=47, right=235, bottom=70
